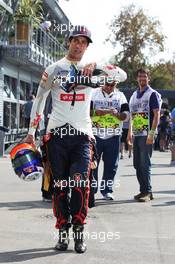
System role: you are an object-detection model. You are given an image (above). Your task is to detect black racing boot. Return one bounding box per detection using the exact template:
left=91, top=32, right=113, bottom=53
left=55, top=226, right=69, bottom=251
left=73, top=225, right=87, bottom=253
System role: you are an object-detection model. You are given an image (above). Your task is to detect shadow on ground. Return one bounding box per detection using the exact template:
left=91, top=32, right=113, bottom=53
left=125, top=163, right=173, bottom=168
left=152, top=164, right=173, bottom=168
left=154, top=190, right=175, bottom=195
left=0, top=200, right=52, bottom=211
left=121, top=172, right=175, bottom=177
left=152, top=201, right=175, bottom=207
left=152, top=190, right=175, bottom=207
left=0, top=247, right=73, bottom=263
left=94, top=198, right=136, bottom=207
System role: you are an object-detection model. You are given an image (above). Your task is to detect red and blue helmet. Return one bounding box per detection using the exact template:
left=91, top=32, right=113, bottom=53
left=10, top=143, right=44, bottom=181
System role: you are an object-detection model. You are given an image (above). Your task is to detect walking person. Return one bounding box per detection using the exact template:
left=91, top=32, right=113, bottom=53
left=170, top=107, right=175, bottom=165
left=23, top=25, right=97, bottom=253
left=158, top=110, right=170, bottom=152
left=120, top=119, right=132, bottom=159
left=40, top=92, right=53, bottom=202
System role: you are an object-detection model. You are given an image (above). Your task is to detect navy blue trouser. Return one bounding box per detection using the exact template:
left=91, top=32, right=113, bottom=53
left=47, top=130, right=92, bottom=229
left=133, top=136, right=153, bottom=193
left=93, top=135, right=120, bottom=194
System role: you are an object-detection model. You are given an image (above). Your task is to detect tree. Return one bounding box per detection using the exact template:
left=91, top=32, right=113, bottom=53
left=107, top=4, right=165, bottom=87
left=150, top=62, right=175, bottom=90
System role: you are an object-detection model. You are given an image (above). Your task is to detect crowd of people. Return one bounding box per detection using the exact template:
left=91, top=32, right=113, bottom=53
left=156, top=107, right=175, bottom=153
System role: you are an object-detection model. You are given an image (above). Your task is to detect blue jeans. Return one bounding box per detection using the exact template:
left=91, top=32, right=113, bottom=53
left=133, top=136, right=153, bottom=193
left=93, top=135, right=120, bottom=194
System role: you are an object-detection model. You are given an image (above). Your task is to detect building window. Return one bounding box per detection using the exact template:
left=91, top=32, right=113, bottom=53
left=11, top=78, right=18, bottom=99
left=11, top=103, right=17, bottom=129
left=19, top=103, right=25, bottom=128
left=3, top=102, right=17, bottom=129
left=4, top=75, right=17, bottom=99
left=32, top=82, right=39, bottom=96
left=20, top=81, right=31, bottom=101
left=3, top=102, right=10, bottom=128
left=4, top=76, right=11, bottom=98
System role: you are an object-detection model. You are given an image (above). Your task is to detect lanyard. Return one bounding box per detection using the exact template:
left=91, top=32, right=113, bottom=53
left=70, top=62, right=77, bottom=110
left=102, top=90, right=114, bottom=98
left=70, top=88, right=76, bottom=109
left=102, top=90, right=114, bottom=108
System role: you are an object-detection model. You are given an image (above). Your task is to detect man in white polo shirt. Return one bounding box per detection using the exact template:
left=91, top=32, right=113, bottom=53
left=91, top=65, right=129, bottom=200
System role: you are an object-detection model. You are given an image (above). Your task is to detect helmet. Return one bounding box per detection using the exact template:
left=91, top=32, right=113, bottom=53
left=10, top=143, right=44, bottom=181
left=97, top=65, right=127, bottom=83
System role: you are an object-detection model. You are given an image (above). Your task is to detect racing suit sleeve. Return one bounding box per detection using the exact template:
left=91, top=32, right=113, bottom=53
left=28, top=69, right=53, bottom=136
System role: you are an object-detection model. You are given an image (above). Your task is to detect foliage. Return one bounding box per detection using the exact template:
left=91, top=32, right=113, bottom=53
left=150, top=62, right=175, bottom=90
left=14, top=0, right=43, bottom=24
left=107, top=4, right=165, bottom=87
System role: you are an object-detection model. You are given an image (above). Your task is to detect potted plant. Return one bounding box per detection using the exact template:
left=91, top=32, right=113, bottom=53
left=14, top=0, right=43, bottom=44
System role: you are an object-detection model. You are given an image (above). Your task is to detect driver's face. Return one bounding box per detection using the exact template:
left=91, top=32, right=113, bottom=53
left=68, top=37, right=88, bottom=59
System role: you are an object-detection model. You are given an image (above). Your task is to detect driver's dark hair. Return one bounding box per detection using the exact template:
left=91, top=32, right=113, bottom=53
left=136, top=68, right=150, bottom=78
